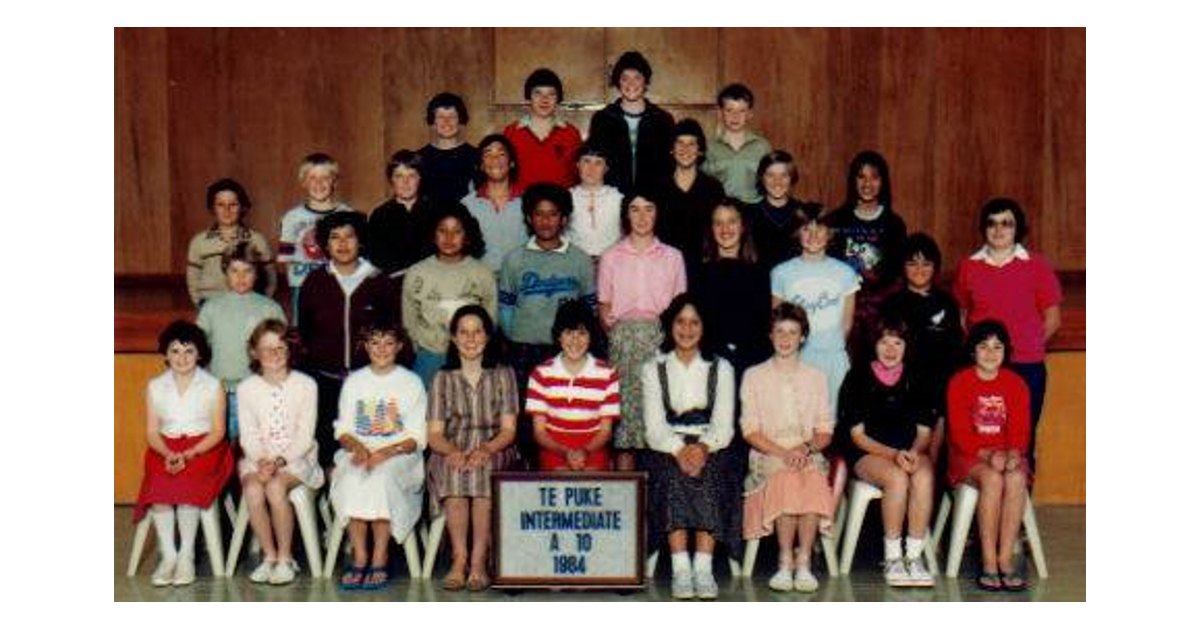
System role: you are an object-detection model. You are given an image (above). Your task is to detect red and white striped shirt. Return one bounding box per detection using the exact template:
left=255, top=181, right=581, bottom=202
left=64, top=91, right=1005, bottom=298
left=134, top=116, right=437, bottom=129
left=525, top=354, right=620, bottom=470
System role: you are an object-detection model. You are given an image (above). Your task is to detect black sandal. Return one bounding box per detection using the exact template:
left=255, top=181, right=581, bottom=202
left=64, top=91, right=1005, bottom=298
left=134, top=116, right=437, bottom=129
left=976, top=572, right=1002, bottom=592
left=1000, top=572, right=1028, bottom=592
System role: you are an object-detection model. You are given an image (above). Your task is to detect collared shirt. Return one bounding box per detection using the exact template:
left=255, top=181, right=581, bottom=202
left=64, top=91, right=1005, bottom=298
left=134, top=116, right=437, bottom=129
left=954, top=244, right=1061, bottom=363
left=642, top=353, right=735, bottom=455
left=596, top=237, right=687, bottom=327
left=463, top=182, right=527, bottom=273
left=567, top=184, right=624, bottom=256
left=504, top=116, right=583, bottom=189
left=498, top=237, right=596, bottom=344
left=148, top=368, right=222, bottom=437
left=186, top=225, right=275, bottom=305
left=703, top=130, right=772, bottom=204
left=969, top=243, right=1031, bottom=267
left=526, top=354, right=620, bottom=436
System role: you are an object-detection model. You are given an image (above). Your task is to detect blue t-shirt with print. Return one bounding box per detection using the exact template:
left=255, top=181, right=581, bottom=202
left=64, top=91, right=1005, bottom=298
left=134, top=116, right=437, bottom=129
left=770, top=256, right=861, bottom=352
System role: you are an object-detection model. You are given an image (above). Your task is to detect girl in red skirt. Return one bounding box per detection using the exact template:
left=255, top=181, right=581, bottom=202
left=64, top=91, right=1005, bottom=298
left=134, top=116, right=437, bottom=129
left=134, top=321, right=234, bottom=586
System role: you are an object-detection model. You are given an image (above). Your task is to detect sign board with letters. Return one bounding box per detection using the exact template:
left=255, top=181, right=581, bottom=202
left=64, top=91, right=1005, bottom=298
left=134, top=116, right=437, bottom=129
left=492, top=472, right=646, bottom=589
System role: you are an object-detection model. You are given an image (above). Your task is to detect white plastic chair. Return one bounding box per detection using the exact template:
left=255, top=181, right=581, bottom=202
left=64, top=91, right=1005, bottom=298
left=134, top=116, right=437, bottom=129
left=420, top=514, right=446, bottom=579
left=838, top=479, right=939, bottom=575
left=126, top=501, right=226, bottom=578
left=323, top=510, right=422, bottom=579
left=226, top=484, right=324, bottom=578
left=930, top=484, right=1047, bottom=579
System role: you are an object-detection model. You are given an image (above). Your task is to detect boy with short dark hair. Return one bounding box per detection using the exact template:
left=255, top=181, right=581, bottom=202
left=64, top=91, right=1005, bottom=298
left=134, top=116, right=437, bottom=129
left=586, top=50, right=676, bottom=194
left=703, top=83, right=772, bottom=205
left=504, top=68, right=582, bottom=189
left=417, top=92, right=479, bottom=204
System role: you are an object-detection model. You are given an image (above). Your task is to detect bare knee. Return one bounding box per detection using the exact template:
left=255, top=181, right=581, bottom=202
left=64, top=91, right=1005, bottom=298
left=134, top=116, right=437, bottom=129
left=265, top=479, right=290, bottom=506
left=882, top=467, right=910, bottom=497
left=1003, top=469, right=1028, bottom=497
left=242, top=480, right=266, bottom=506
left=976, top=468, right=1003, bottom=495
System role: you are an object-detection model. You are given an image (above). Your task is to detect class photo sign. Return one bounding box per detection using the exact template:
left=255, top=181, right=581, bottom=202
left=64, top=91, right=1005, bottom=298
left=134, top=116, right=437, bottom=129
left=492, top=472, right=646, bottom=589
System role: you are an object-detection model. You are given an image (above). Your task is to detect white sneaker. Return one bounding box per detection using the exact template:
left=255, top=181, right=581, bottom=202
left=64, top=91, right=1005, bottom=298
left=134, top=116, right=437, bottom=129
left=768, top=567, right=794, bottom=592
left=249, top=559, right=275, bottom=584
left=905, top=557, right=935, bottom=587
left=171, top=555, right=196, bottom=586
left=151, top=557, right=177, bottom=587
left=793, top=565, right=819, bottom=593
left=671, top=569, right=695, bottom=599
left=269, top=558, right=299, bottom=585
left=884, top=558, right=910, bottom=587
left=694, top=570, right=718, bottom=599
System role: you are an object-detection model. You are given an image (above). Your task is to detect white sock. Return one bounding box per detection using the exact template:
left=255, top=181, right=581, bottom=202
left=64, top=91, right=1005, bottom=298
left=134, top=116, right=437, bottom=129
left=884, top=537, right=903, bottom=561
left=671, top=551, right=692, bottom=575
left=150, top=505, right=177, bottom=560
left=177, top=505, right=201, bottom=559
left=693, top=552, right=713, bottom=575
left=905, top=536, right=926, bottom=560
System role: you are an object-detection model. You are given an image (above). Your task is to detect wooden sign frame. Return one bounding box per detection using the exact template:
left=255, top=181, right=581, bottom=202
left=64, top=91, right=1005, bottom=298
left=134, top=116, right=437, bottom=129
left=492, top=471, right=647, bottom=589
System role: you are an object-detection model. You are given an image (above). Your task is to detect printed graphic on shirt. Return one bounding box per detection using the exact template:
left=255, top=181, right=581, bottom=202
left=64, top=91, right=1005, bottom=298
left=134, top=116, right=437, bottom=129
left=929, top=309, right=946, bottom=327
left=354, top=397, right=404, bottom=437
left=843, top=238, right=883, bottom=275
left=779, top=276, right=846, bottom=334
left=971, top=394, right=1007, bottom=435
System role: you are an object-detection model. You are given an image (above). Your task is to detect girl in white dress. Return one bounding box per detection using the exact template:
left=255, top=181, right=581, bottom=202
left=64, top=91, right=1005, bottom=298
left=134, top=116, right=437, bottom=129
left=330, top=322, right=427, bottom=590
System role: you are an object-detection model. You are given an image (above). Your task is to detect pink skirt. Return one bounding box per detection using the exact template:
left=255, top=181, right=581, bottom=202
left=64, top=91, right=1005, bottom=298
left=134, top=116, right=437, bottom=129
left=134, top=434, right=234, bottom=523
left=743, top=467, right=835, bottom=540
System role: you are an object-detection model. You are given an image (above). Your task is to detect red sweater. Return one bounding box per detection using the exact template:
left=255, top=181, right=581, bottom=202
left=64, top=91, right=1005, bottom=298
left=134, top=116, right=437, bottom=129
left=504, top=119, right=582, bottom=190
left=953, top=249, right=1062, bottom=363
left=945, top=367, right=1031, bottom=485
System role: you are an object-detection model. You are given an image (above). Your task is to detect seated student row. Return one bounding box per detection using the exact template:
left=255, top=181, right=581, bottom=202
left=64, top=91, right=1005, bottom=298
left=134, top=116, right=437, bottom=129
left=139, top=282, right=1038, bottom=598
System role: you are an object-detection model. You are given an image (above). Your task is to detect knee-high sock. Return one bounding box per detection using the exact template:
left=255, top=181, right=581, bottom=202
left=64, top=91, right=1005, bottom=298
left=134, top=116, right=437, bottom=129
left=176, top=505, right=201, bottom=559
left=150, top=504, right=177, bottom=560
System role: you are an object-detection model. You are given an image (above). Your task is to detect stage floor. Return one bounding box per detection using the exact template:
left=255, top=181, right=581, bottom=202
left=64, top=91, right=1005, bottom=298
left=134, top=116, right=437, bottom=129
left=115, top=505, right=1084, bottom=602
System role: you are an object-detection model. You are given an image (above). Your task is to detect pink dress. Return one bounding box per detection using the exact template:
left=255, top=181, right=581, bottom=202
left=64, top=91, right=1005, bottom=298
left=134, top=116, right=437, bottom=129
left=739, top=357, right=835, bottom=539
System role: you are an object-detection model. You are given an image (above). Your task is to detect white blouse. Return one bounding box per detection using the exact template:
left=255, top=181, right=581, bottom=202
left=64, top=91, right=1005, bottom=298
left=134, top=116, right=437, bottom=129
left=148, top=368, right=222, bottom=437
left=641, top=352, right=735, bottom=456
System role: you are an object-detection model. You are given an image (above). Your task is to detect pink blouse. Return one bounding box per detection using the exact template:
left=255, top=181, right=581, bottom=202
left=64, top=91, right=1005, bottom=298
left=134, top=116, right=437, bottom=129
left=596, top=237, right=686, bottom=327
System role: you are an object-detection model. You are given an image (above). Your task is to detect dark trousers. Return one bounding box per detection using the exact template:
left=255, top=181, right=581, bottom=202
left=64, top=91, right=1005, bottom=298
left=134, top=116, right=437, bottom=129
left=311, top=369, right=347, bottom=468
left=1010, top=361, right=1047, bottom=474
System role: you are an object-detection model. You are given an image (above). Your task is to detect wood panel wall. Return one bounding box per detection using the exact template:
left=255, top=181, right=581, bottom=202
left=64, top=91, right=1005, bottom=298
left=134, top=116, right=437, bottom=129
left=115, top=27, right=1085, bottom=275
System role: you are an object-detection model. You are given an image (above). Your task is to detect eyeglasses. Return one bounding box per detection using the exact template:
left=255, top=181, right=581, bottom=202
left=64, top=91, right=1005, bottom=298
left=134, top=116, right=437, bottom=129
left=987, top=218, right=1016, bottom=229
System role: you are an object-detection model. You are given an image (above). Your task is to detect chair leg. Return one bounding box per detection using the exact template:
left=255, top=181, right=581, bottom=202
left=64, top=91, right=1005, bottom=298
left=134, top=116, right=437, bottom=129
left=1022, top=491, right=1049, bottom=579
left=200, top=503, right=225, bottom=578
left=930, top=492, right=952, bottom=553
left=225, top=496, right=250, bottom=577
left=322, top=517, right=347, bottom=579
left=646, top=551, right=658, bottom=578
left=923, top=536, right=939, bottom=576
left=838, top=485, right=875, bottom=575
left=421, top=515, right=446, bottom=579
left=400, top=530, right=423, bottom=579
left=289, top=486, right=323, bottom=578
left=820, top=532, right=840, bottom=577
left=945, top=485, right=979, bottom=578
left=126, top=517, right=152, bottom=577
left=741, top=538, right=760, bottom=578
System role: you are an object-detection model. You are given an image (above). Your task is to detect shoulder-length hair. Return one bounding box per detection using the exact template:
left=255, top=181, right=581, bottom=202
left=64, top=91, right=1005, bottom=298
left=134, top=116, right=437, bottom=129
left=658, top=292, right=715, bottom=361
left=441, top=305, right=505, bottom=370
left=701, top=198, right=758, bottom=264
left=839, top=150, right=892, bottom=212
